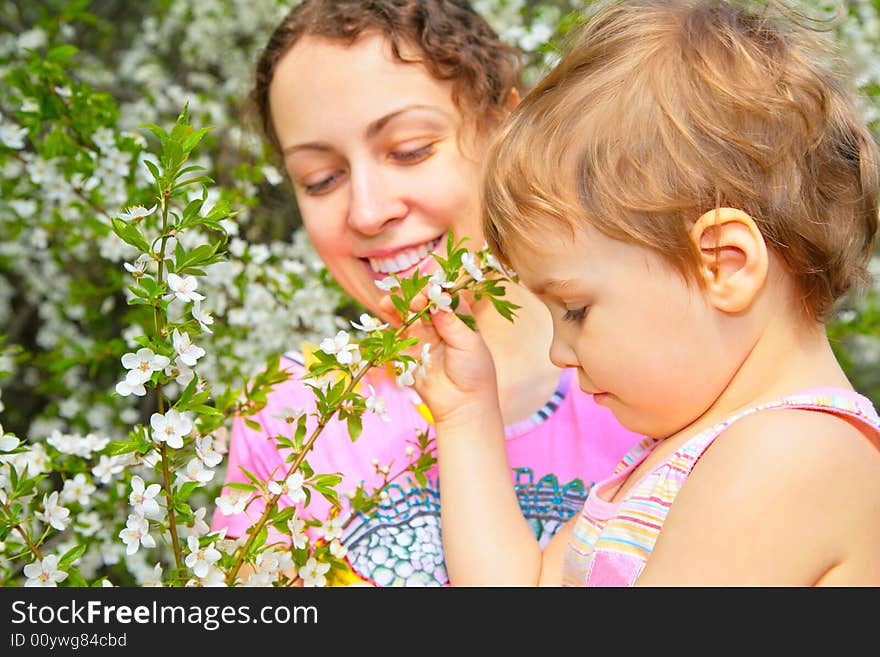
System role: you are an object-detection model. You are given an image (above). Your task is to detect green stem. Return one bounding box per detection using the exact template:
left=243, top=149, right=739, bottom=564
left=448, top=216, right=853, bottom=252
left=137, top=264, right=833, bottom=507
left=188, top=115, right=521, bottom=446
left=340, top=437, right=436, bottom=532
left=155, top=187, right=185, bottom=584
left=0, top=504, right=42, bottom=561
left=224, top=305, right=433, bottom=585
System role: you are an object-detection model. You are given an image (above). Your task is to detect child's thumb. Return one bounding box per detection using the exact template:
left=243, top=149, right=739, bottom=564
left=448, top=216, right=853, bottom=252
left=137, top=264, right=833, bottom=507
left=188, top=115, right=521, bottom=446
left=429, top=309, right=481, bottom=352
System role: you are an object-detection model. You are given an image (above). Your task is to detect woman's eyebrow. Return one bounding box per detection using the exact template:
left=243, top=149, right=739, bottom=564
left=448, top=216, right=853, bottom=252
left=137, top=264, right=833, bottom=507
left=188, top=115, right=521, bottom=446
left=364, top=104, right=453, bottom=139
left=282, top=105, right=452, bottom=156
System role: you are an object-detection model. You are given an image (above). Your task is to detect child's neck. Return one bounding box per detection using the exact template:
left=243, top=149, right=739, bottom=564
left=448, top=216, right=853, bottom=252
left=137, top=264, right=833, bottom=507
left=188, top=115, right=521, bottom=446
left=607, top=316, right=851, bottom=505
left=669, top=313, right=851, bottom=445
left=472, top=282, right=561, bottom=426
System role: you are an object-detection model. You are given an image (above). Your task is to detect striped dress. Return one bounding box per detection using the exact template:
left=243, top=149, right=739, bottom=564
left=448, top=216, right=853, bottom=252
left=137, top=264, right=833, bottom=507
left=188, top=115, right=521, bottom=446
left=562, top=387, right=880, bottom=587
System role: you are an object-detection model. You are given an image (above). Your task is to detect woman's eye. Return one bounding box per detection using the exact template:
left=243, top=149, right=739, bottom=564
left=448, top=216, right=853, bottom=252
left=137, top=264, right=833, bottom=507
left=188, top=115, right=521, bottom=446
left=390, top=144, right=433, bottom=163
left=562, top=307, right=588, bottom=322
left=304, top=171, right=342, bottom=195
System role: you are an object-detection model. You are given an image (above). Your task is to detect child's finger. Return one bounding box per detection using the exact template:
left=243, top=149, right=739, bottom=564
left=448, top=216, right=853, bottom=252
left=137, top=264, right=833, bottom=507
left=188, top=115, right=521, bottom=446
left=377, top=294, right=402, bottom=328
left=427, top=308, right=481, bottom=353
left=377, top=290, right=430, bottom=328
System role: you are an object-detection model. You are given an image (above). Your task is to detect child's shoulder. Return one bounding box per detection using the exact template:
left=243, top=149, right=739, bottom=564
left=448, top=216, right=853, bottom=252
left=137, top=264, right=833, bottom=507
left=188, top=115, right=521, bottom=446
left=639, top=405, right=880, bottom=584
left=691, top=404, right=880, bottom=509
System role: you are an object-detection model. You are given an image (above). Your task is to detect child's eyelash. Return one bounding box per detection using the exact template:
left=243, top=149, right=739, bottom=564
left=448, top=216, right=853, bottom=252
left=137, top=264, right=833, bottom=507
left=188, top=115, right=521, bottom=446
left=562, top=307, right=588, bottom=322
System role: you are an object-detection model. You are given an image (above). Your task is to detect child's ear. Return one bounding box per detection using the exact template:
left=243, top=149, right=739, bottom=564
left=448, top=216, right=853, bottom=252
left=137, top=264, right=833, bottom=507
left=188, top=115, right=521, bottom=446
left=689, top=207, right=768, bottom=314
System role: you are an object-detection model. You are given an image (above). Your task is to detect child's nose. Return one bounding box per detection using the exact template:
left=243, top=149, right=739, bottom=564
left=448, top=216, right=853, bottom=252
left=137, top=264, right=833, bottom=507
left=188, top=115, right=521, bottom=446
left=548, top=333, right=578, bottom=370
left=347, top=166, right=407, bottom=236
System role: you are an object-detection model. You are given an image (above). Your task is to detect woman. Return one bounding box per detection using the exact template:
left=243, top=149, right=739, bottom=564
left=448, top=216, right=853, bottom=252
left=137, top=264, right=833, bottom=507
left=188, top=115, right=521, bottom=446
left=211, top=0, right=641, bottom=586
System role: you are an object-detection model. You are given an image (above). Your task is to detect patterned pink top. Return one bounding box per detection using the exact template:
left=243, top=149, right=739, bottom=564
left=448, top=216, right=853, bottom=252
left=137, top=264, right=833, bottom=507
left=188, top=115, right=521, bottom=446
left=213, top=352, right=642, bottom=586
left=562, top=387, right=880, bottom=587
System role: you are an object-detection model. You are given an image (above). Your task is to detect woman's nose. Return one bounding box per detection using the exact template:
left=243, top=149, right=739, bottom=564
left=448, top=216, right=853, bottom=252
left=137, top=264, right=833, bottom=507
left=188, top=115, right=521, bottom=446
left=347, top=166, right=407, bottom=236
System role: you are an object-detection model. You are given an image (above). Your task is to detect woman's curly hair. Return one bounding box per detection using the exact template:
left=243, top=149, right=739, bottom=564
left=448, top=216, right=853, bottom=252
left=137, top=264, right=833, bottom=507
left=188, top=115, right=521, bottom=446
left=251, top=0, right=522, bottom=152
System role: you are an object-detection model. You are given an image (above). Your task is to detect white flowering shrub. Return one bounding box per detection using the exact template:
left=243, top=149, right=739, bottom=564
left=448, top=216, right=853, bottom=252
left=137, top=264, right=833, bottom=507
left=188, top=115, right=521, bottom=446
left=0, top=0, right=877, bottom=586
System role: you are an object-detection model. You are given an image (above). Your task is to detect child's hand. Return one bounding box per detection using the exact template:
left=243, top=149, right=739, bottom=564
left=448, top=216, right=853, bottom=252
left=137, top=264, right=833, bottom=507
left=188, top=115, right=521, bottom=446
left=380, top=292, right=498, bottom=427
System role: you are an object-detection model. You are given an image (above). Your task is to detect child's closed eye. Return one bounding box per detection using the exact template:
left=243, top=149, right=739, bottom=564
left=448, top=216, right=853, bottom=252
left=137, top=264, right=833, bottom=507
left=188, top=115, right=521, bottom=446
left=562, top=307, right=588, bottom=322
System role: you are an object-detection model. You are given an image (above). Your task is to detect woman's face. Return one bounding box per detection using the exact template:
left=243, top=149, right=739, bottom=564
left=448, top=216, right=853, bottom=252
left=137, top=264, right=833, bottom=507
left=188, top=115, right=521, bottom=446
left=270, top=34, right=490, bottom=319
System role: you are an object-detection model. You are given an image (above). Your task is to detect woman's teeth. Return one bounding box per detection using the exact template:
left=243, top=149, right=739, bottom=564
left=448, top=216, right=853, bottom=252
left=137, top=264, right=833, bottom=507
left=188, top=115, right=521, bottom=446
left=368, top=237, right=442, bottom=274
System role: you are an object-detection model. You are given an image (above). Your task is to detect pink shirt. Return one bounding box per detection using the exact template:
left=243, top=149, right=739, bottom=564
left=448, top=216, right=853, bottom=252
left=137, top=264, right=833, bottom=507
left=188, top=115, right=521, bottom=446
left=212, top=351, right=642, bottom=586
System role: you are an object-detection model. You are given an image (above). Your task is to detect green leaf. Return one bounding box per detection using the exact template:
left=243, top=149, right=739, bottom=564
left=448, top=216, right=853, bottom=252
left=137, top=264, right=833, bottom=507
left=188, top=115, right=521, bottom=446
left=64, top=568, right=89, bottom=588
left=238, top=466, right=265, bottom=490
left=142, top=157, right=162, bottom=186
left=346, top=413, right=363, bottom=441
left=175, top=481, right=201, bottom=502
left=110, top=217, right=151, bottom=252
left=225, top=482, right=257, bottom=492
left=243, top=418, right=262, bottom=432
left=58, top=544, right=87, bottom=569
left=181, top=126, right=213, bottom=153
left=455, top=312, right=477, bottom=331
left=250, top=525, right=268, bottom=551
left=391, top=294, right=409, bottom=317
left=47, top=45, right=79, bottom=63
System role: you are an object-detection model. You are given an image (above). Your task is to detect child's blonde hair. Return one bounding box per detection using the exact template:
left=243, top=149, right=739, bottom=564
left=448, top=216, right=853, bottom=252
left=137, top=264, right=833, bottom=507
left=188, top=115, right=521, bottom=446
left=483, top=0, right=879, bottom=320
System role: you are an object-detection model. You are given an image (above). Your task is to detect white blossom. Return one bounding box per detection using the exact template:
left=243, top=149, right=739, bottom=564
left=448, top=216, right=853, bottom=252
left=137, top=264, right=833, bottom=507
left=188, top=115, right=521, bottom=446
left=121, top=347, right=170, bottom=386
left=428, top=283, right=453, bottom=313
left=182, top=507, right=210, bottom=538
left=115, top=377, right=146, bottom=397
left=262, top=164, right=283, bottom=185
left=350, top=313, right=387, bottom=332
left=123, top=253, right=152, bottom=277
left=167, top=273, right=205, bottom=302
left=319, top=330, right=361, bottom=366
left=287, top=515, right=309, bottom=551
left=175, top=457, right=215, bottom=486
left=165, top=359, right=195, bottom=385
left=267, top=471, right=306, bottom=505
left=150, top=409, right=193, bottom=449
left=0, top=123, right=28, bottom=149
left=300, top=557, right=330, bottom=587
left=374, top=276, right=400, bottom=291
left=60, top=473, right=96, bottom=507
left=394, top=360, right=417, bottom=388
left=195, top=435, right=223, bottom=468
left=91, top=454, right=126, bottom=485
left=417, top=343, right=432, bottom=378
left=365, top=385, right=391, bottom=422
left=35, top=491, right=71, bottom=531
left=185, top=535, right=221, bottom=578
left=119, top=513, right=156, bottom=555
left=319, top=516, right=344, bottom=542
left=192, top=299, right=214, bottom=333
left=215, top=489, right=249, bottom=516
left=23, top=554, right=67, bottom=587
left=75, top=511, right=102, bottom=537
left=270, top=406, right=305, bottom=423
left=429, top=270, right=455, bottom=289
left=461, top=251, right=484, bottom=281
left=139, top=563, right=164, bottom=587
left=0, top=425, right=19, bottom=452
left=129, top=475, right=162, bottom=518
left=117, top=204, right=156, bottom=221
left=172, top=329, right=206, bottom=367
left=329, top=539, right=348, bottom=559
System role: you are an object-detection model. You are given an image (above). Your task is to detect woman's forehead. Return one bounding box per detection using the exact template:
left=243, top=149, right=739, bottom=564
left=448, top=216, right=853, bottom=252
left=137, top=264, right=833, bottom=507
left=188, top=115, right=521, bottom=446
left=270, top=33, right=462, bottom=144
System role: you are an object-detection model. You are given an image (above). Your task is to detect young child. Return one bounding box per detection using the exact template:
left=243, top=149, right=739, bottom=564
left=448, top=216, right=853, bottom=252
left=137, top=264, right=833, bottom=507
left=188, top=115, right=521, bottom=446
left=404, top=0, right=880, bottom=585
